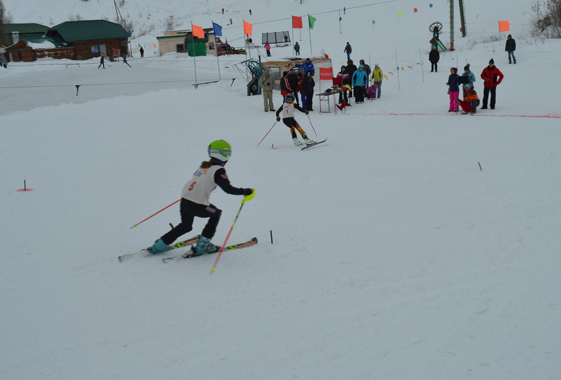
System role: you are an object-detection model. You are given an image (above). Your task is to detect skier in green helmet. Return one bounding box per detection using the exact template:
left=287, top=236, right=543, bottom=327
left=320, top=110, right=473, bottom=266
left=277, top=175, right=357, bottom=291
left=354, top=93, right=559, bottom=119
left=149, top=140, right=254, bottom=256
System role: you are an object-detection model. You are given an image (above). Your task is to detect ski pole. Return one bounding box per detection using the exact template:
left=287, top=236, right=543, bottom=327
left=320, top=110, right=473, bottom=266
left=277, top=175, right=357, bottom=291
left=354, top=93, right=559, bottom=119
left=257, top=121, right=277, bottom=147
left=307, top=114, right=318, bottom=136
left=130, top=199, right=180, bottom=229
left=210, top=190, right=255, bottom=274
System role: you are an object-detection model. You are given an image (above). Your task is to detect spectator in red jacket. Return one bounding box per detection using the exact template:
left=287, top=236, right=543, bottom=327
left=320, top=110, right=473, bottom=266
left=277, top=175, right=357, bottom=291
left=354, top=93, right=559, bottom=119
left=280, top=71, right=292, bottom=102
left=480, top=59, right=504, bottom=110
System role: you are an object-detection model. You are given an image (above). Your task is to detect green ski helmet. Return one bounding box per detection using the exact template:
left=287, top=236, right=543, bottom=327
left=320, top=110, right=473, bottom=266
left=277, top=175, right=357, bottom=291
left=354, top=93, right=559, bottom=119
left=208, top=140, right=232, bottom=162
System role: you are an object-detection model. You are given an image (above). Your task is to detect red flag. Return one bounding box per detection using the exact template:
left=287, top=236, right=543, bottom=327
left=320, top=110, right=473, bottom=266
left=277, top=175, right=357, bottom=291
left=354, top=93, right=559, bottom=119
left=414, top=8, right=418, bottom=12
left=498, top=20, right=510, bottom=32
left=319, top=67, right=333, bottom=81
left=244, top=20, right=253, bottom=36
left=292, top=16, right=303, bottom=29
left=192, top=24, right=204, bottom=38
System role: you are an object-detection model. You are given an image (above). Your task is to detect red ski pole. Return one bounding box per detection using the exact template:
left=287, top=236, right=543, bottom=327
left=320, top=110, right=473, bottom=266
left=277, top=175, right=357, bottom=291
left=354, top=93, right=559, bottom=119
left=210, top=190, right=255, bottom=274
left=130, top=199, right=180, bottom=229
left=257, top=121, right=278, bottom=147
left=307, top=114, right=318, bottom=136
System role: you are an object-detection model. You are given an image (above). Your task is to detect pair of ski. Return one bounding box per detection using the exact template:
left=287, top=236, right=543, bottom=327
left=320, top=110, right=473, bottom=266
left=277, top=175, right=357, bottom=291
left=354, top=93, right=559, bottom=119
left=301, top=138, right=327, bottom=151
left=117, top=235, right=258, bottom=263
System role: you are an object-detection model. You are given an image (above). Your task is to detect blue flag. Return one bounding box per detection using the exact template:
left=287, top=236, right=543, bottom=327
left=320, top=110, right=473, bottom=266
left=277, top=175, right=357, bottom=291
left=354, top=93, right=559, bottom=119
left=213, top=22, right=223, bottom=37
left=430, top=4, right=433, bottom=7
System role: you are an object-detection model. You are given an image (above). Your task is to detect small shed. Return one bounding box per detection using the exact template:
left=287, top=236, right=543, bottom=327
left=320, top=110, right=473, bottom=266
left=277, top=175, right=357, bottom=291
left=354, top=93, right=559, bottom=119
left=157, top=28, right=224, bottom=57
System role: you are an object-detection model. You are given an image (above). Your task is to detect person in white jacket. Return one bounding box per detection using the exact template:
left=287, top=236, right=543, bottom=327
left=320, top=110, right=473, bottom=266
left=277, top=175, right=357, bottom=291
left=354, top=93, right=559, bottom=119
left=149, top=140, right=254, bottom=256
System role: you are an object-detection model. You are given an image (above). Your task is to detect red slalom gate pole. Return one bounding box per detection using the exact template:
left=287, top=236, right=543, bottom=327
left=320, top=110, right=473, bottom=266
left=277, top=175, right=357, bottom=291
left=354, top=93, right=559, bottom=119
left=210, top=190, right=255, bottom=274
left=257, top=121, right=277, bottom=147
left=130, top=199, right=180, bottom=229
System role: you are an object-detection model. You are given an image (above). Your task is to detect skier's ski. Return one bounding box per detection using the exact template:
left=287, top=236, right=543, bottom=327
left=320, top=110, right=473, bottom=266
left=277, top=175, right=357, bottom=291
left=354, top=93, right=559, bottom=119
left=162, top=237, right=258, bottom=263
left=118, top=235, right=200, bottom=262
left=301, top=138, right=328, bottom=151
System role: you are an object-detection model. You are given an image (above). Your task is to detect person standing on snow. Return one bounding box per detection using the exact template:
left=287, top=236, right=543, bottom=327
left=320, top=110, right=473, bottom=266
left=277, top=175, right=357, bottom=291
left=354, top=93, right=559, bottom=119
left=480, top=59, right=504, bottom=110
left=276, top=93, right=314, bottom=146
left=140, top=47, right=144, bottom=58
left=371, top=63, right=383, bottom=98
left=302, top=70, right=315, bottom=111
left=294, top=42, right=300, bottom=56
left=259, top=67, right=276, bottom=112
left=505, top=34, right=516, bottom=64
left=461, top=64, right=476, bottom=97
left=446, top=67, right=460, bottom=112
left=280, top=71, right=292, bottom=102
left=359, top=59, right=371, bottom=86
left=301, top=58, right=315, bottom=76
left=265, top=42, right=271, bottom=57
left=345, top=59, right=357, bottom=98
left=148, top=140, right=254, bottom=256
left=337, top=66, right=350, bottom=105
left=288, top=68, right=300, bottom=106
left=344, top=42, right=352, bottom=60
left=429, top=46, right=440, bottom=72
left=352, top=65, right=368, bottom=103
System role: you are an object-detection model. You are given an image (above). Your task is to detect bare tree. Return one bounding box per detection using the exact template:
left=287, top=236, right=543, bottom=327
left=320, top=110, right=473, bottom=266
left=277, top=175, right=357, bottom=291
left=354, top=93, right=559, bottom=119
left=0, top=0, right=7, bottom=46
left=164, top=15, right=176, bottom=31
left=531, top=0, right=561, bottom=38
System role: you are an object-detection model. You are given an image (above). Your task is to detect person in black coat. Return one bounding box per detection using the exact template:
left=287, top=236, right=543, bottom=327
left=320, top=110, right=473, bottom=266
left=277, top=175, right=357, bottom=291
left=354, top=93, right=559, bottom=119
left=345, top=59, right=357, bottom=98
left=302, top=71, right=315, bottom=111
left=288, top=68, right=300, bottom=106
left=429, top=46, right=440, bottom=72
left=505, top=35, right=516, bottom=64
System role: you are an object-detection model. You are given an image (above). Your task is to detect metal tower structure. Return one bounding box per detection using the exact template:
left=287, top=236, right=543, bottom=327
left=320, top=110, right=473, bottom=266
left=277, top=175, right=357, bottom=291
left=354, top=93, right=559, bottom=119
left=449, top=0, right=467, bottom=51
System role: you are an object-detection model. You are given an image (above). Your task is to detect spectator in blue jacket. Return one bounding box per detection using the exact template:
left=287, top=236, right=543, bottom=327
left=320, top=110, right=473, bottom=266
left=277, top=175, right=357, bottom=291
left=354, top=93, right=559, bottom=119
left=301, top=58, right=315, bottom=76
left=352, top=65, right=368, bottom=103
left=461, top=64, right=476, bottom=96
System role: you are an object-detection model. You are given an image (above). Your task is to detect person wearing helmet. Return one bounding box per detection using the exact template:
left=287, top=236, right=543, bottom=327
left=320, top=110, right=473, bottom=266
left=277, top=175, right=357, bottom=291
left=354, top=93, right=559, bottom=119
left=275, top=94, right=314, bottom=146
left=148, top=140, right=254, bottom=256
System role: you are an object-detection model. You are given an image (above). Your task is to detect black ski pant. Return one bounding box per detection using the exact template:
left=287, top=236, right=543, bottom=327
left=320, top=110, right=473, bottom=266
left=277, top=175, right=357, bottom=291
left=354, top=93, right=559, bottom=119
left=160, top=199, right=221, bottom=244
left=305, top=91, right=314, bottom=110
left=482, top=87, right=496, bottom=108
left=292, top=90, right=300, bottom=105
left=354, top=86, right=365, bottom=102
left=431, top=62, right=437, bottom=72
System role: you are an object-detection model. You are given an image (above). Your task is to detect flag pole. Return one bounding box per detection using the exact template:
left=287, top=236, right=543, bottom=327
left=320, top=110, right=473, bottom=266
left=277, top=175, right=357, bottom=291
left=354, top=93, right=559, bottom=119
left=291, top=15, right=295, bottom=51
left=191, top=22, right=198, bottom=87
left=308, top=14, right=313, bottom=55
left=213, top=20, right=222, bottom=81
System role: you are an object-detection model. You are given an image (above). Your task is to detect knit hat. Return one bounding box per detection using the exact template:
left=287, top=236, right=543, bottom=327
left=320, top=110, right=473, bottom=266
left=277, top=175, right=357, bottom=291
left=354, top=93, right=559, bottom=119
left=359, top=64, right=364, bottom=68
left=464, top=65, right=469, bottom=71
left=489, top=59, right=494, bottom=64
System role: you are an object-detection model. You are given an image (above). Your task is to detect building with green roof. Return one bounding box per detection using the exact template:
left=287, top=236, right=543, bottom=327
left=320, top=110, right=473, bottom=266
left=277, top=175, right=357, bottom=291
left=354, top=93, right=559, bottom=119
left=3, top=20, right=129, bottom=62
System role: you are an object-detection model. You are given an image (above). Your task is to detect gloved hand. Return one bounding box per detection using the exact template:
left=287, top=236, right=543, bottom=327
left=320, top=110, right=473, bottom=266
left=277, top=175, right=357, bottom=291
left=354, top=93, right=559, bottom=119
left=276, top=116, right=280, bottom=122
left=305, top=111, right=309, bottom=115
left=243, top=188, right=254, bottom=196
left=242, top=188, right=255, bottom=204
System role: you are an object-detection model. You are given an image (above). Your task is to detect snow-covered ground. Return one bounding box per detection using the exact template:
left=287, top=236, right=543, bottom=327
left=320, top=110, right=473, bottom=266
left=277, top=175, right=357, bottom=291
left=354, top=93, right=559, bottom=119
left=2, top=1, right=561, bottom=379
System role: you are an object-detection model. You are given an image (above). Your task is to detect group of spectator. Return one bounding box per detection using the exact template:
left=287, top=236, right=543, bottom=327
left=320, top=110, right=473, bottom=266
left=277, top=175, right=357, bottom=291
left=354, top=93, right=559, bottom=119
left=336, top=59, right=383, bottom=105
left=260, top=58, right=316, bottom=112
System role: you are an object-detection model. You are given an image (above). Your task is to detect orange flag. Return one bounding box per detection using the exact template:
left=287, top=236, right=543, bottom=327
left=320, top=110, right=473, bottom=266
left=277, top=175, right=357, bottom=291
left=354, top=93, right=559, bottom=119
left=292, top=16, right=303, bottom=29
left=192, top=24, right=204, bottom=38
left=244, top=20, right=253, bottom=36
left=498, top=20, right=510, bottom=32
